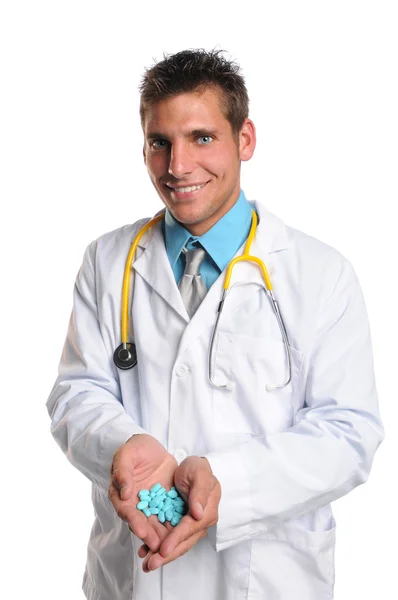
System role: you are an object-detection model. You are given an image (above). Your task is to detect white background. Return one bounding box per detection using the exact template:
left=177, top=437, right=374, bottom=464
left=1, top=1, right=397, bottom=598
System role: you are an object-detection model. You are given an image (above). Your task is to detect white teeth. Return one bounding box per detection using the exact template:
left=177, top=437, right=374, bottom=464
left=171, top=183, right=206, bottom=193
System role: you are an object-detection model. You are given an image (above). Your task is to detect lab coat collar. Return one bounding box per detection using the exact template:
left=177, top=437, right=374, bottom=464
left=136, top=200, right=289, bottom=254
left=133, top=216, right=189, bottom=320
left=164, top=189, right=253, bottom=274
left=132, top=200, right=289, bottom=327
left=250, top=200, right=289, bottom=254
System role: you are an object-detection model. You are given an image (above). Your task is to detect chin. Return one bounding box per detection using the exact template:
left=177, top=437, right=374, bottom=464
left=172, top=207, right=211, bottom=226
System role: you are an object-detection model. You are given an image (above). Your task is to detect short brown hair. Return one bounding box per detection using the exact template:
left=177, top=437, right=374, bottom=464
left=139, top=48, right=249, bottom=140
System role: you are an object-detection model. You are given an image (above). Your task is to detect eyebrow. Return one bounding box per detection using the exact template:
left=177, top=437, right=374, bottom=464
left=146, top=128, right=219, bottom=141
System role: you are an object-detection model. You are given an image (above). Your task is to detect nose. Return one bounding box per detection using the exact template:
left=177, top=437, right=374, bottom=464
left=168, top=141, right=194, bottom=179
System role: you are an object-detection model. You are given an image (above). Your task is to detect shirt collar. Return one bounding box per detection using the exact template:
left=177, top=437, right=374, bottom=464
left=164, top=189, right=253, bottom=272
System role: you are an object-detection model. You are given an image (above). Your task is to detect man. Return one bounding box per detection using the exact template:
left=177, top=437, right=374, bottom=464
left=47, top=49, right=384, bottom=600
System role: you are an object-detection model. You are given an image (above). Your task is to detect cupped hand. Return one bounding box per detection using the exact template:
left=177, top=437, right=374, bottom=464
left=140, top=456, right=221, bottom=572
left=108, top=434, right=177, bottom=553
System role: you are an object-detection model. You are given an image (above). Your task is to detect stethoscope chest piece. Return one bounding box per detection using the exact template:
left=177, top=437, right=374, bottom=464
left=113, top=343, right=137, bottom=370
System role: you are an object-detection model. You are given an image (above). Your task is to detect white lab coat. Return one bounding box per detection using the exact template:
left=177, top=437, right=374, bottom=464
left=47, top=200, right=384, bottom=600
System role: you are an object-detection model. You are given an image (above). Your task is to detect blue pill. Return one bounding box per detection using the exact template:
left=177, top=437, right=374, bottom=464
left=171, top=515, right=180, bottom=526
left=137, top=500, right=149, bottom=510
left=150, top=507, right=160, bottom=515
left=174, top=505, right=184, bottom=514
left=165, top=510, right=173, bottom=521
left=167, top=489, right=178, bottom=499
left=155, top=487, right=166, bottom=496
left=158, top=510, right=165, bottom=523
left=143, top=508, right=151, bottom=517
left=149, top=497, right=160, bottom=508
left=150, top=483, right=162, bottom=494
left=138, top=489, right=150, bottom=497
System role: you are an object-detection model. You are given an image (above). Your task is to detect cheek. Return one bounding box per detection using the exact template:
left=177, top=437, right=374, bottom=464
left=147, top=154, right=167, bottom=177
left=202, top=146, right=238, bottom=178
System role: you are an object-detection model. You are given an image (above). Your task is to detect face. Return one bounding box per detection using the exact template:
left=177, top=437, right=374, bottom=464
left=143, top=88, right=256, bottom=236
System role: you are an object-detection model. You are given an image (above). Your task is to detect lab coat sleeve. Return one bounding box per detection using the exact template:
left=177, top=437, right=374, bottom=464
left=46, top=240, right=147, bottom=494
left=204, top=260, right=384, bottom=551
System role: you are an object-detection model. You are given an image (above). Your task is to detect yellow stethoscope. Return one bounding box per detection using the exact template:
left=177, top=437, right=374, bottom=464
left=113, top=209, right=292, bottom=392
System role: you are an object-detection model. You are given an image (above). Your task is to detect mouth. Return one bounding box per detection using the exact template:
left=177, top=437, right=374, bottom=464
left=164, top=181, right=209, bottom=198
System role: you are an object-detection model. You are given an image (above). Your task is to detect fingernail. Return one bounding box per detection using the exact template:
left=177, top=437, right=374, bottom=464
left=196, top=502, right=204, bottom=518
left=120, top=485, right=127, bottom=499
left=149, top=556, right=162, bottom=571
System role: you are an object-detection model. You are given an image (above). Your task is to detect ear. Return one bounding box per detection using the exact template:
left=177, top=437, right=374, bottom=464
left=239, top=118, right=256, bottom=162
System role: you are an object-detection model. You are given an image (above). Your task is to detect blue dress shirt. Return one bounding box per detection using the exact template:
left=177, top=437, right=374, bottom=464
left=163, top=189, right=253, bottom=289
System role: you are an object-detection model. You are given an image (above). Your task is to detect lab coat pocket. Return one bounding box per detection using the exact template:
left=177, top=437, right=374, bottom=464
left=212, top=332, right=304, bottom=434
left=249, top=515, right=336, bottom=599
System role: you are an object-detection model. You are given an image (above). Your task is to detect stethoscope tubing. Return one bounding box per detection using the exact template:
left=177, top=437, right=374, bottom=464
left=113, top=212, right=164, bottom=370
left=207, top=285, right=293, bottom=392
left=114, top=208, right=293, bottom=392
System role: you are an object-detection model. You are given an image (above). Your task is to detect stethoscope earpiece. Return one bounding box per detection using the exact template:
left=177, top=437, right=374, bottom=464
left=113, top=343, right=137, bottom=370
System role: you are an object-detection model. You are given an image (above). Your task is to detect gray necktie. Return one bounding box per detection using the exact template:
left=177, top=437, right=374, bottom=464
left=178, top=246, right=207, bottom=318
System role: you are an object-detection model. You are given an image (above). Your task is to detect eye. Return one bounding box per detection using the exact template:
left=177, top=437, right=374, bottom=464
left=197, top=135, right=213, bottom=145
left=150, top=139, right=168, bottom=149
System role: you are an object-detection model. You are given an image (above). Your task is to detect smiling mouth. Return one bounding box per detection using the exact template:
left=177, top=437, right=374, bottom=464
left=165, top=182, right=208, bottom=193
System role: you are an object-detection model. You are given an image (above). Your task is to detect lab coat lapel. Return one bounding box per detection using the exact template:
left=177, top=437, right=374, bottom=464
left=177, top=201, right=289, bottom=354
left=132, top=221, right=190, bottom=322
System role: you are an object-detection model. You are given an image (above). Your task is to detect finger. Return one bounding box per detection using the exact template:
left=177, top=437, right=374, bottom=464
left=137, top=517, right=174, bottom=558
left=109, top=485, right=172, bottom=554
left=108, top=482, right=135, bottom=523
left=138, top=543, right=150, bottom=559
left=140, top=517, right=174, bottom=554
left=126, top=511, right=151, bottom=543
left=144, top=529, right=207, bottom=572
left=188, top=473, right=217, bottom=521
left=158, top=514, right=199, bottom=558
left=111, top=446, right=135, bottom=501
left=142, top=549, right=155, bottom=571
left=109, top=482, right=149, bottom=540
left=150, top=517, right=174, bottom=537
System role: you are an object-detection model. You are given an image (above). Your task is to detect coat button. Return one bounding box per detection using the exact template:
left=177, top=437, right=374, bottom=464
left=173, top=449, right=187, bottom=464
left=175, top=364, right=189, bottom=377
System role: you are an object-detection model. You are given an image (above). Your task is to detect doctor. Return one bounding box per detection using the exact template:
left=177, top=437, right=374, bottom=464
left=47, top=48, right=384, bottom=600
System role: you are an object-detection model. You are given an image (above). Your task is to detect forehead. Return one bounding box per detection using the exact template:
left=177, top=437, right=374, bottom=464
left=144, top=88, right=229, bottom=134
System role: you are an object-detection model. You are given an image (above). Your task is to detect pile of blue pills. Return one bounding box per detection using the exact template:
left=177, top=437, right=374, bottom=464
left=136, top=483, right=187, bottom=527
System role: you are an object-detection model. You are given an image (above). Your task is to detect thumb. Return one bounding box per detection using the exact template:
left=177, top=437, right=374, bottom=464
left=112, top=472, right=133, bottom=501
left=119, top=482, right=132, bottom=501
left=188, top=471, right=215, bottom=521
left=111, top=451, right=135, bottom=501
